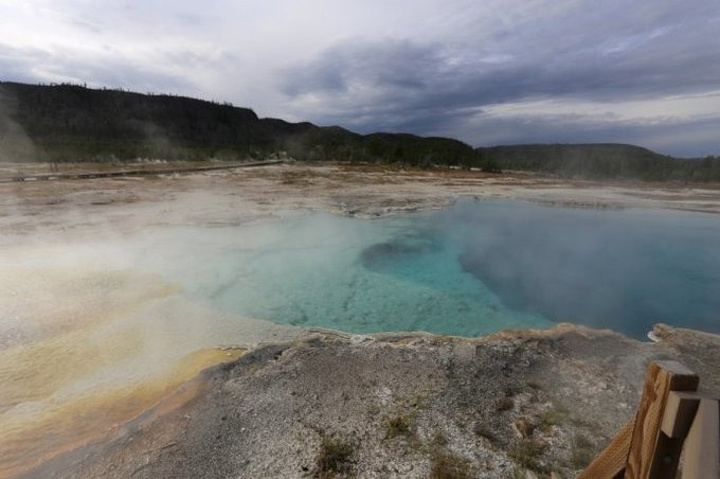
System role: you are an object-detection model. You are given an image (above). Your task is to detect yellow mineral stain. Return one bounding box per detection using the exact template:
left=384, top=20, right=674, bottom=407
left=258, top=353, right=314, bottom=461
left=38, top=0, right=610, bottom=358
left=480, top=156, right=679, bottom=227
left=0, top=347, right=245, bottom=477
left=0, top=266, right=181, bottom=347
left=0, top=263, right=237, bottom=477
left=0, top=268, right=179, bottom=414
left=0, top=326, right=148, bottom=410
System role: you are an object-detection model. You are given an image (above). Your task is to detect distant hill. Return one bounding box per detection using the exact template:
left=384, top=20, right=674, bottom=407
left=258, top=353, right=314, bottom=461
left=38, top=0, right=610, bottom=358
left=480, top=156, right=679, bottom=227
left=1, top=81, right=718, bottom=181
left=0, top=81, right=475, bottom=167
left=477, top=144, right=720, bottom=181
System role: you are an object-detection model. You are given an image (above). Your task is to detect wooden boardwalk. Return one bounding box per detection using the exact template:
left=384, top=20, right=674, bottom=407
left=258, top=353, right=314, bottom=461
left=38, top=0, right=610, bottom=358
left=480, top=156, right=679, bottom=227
left=0, top=159, right=284, bottom=183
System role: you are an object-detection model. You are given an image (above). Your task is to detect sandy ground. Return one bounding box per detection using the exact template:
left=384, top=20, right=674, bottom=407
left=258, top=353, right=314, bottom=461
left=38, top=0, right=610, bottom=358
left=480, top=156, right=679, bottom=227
left=2, top=162, right=720, bottom=248
left=2, top=162, right=720, bottom=477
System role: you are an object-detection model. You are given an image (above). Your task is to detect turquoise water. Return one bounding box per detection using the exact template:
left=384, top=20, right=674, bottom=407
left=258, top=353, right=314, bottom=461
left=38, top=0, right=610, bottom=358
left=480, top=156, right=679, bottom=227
left=130, top=199, right=720, bottom=339
left=131, top=210, right=549, bottom=337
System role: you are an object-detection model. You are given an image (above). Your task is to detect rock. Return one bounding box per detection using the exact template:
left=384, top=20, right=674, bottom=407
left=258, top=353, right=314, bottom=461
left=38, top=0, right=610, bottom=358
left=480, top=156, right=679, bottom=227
left=23, top=324, right=720, bottom=479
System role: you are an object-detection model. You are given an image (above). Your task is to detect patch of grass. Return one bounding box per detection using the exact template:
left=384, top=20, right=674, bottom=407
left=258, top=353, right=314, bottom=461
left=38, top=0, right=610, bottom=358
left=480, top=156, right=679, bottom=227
left=537, top=408, right=570, bottom=429
left=316, top=435, right=355, bottom=478
left=384, top=414, right=413, bottom=440
left=430, top=450, right=472, bottom=479
left=568, top=415, right=595, bottom=428
left=432, top=431, right=449, bottom=447
left=526, top=380, right=544, bottom=390
left=571, top=447, right=594, bottom=469
left=365, top=403, right=381, bottom=416
left=511, top=468, right=528, bottom=479
left=508, top=439, right=550, bottom=474
left=504, top=387, right=520, bottom=397
left=574, top=434, right=593, bottom=450
left=513, top=418, right=536, bottom=439
left=571, top=434, right=595, bottom=469
left=280, top=170, right=312, bottom=185
left=408, top=393, right=428, bottom=411
left=496, top=396, right=514, bottom=412
left=473, top=423, right=499, bottom=445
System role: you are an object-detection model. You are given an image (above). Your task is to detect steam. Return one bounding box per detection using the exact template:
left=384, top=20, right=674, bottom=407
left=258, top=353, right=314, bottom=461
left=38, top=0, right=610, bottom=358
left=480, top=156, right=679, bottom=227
left=137, top=120, right=193, bottom=161
left=445, top=199, right=720, bottom=339
left=2, top=190, right=718, bottom=474
left=0, top=85, right=36, bottom=163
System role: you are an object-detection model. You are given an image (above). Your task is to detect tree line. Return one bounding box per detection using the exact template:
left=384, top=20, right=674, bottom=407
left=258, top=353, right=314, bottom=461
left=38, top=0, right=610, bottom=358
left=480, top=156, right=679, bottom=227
left=1, top=81, right=718, bottom=181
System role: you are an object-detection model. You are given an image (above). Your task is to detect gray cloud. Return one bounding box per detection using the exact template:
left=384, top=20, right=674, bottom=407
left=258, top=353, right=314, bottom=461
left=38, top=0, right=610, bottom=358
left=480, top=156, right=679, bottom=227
left=451, top=115, right=720, bottom=158
left=283, top=40, right=437, bottom=96
left=0, top=45, right=45, bottom=86
left=279, top=0, right=720, bottom=155
left=284, top=30, right=719, bottom=123
left=0, top=42, right=192, bottom=93
left=1, top=0, right=719, bottom=156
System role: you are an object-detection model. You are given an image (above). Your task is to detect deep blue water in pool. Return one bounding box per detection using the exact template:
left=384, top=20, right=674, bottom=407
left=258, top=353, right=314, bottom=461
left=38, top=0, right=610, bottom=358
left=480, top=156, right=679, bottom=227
left=445, top=200, right=720, bottom=339
left=135, top=199, right=720, bottom=339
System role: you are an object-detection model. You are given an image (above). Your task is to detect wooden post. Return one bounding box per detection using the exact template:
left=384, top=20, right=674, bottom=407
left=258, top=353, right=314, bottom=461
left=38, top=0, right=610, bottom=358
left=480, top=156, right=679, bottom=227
left=580, top=361, right=699, bottom=479
left=661, top=391, right=700, bottom=439
left=625, top=361, right=699, bottom=479
left=578, top=421, right=634, bottom=479
left=681, top=392, right=720, bottom=479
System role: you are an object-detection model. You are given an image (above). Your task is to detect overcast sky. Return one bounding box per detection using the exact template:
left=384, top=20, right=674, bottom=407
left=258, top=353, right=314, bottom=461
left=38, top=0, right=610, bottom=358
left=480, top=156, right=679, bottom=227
left=1, top=0, right=719, bottom=156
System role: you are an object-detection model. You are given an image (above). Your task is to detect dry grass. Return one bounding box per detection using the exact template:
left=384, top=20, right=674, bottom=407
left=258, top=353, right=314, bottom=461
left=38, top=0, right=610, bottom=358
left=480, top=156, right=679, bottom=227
left=508, top=439, right=550, bottom=474
left=430, top=450, right=472, bottom=479
left=383, top=414, right=413, bottom=440
left=316, top=435, right=355, bottom=478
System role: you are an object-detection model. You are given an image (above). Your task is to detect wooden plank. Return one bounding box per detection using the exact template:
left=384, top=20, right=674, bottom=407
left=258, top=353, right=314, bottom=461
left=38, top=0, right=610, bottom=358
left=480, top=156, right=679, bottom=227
left=578, top=421, right=634, bottom=479
left=661, top=391, right=700, bottom=439
left=681, top=397, right=720, bottom=479
left=625, top=360, right=699, bottom=479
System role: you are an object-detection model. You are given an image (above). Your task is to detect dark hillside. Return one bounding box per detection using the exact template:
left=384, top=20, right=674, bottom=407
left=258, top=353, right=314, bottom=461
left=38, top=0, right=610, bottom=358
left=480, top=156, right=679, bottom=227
left=0, top=82, right=477, bottom=166
left=478, top=143, right=720, bottom=181
left=0, top=82, right=308, bottom=160
left=1, top=81, right=718, bottom=181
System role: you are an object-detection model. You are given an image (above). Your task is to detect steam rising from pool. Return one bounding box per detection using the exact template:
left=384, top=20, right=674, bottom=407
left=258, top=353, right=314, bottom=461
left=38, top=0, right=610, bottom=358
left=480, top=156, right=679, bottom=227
left=2, top=198, right=719, bottom=474
left=127, top=209, right=548, bottom=337
left=119, top=199, right=720, bottom=339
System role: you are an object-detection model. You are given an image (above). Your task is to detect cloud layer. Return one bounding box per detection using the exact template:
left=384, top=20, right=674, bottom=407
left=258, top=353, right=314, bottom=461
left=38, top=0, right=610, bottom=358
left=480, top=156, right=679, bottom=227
left=1, top=0, right=719, bottom=156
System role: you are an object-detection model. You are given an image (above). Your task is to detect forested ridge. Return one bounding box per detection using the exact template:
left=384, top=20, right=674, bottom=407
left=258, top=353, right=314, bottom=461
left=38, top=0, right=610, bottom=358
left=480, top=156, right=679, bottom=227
left=476, top=144, right=720, bottom=182
left=1, top=81, right=718, bottom=181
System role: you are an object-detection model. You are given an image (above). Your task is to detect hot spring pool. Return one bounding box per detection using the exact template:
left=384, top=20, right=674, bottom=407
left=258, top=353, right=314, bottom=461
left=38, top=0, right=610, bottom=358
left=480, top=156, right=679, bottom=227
left=122, top=198, right=720, bottom=340
left=3, top=197, right=720, bottom=474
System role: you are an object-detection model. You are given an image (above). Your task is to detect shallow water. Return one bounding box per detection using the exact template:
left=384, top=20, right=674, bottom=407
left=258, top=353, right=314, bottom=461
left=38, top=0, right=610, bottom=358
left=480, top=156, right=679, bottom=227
left=126, top=209, right=550, bottom=338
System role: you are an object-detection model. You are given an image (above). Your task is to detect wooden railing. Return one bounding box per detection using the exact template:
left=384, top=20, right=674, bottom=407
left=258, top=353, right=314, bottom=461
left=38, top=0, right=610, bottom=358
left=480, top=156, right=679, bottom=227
left=580, top=361, right=719, bottom=478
